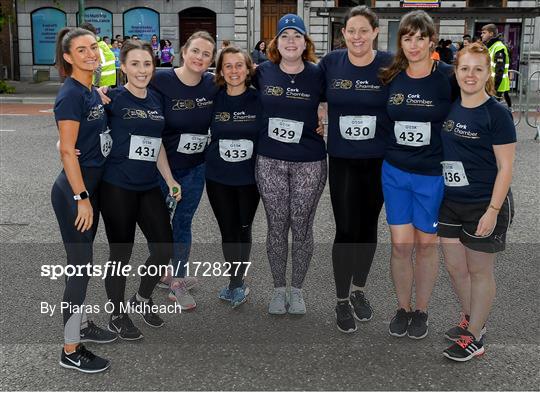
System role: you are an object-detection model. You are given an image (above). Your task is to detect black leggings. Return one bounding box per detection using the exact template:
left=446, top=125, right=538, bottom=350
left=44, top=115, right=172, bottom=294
left=496, top=91, right=512, bottom=108
left=51, top=167, right=102, bottom=344
left=329, top=157, right=384, bottom=299
left=100, top=181, right=173, bottom=315
left=206, top=179, right=260, bottom=289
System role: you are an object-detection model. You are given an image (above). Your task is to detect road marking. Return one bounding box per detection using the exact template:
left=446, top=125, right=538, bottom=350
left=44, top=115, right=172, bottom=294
left=0, top=129, right=15, bottom=132
left=0, top=113, right=28, bottom=116
left=39, top=109, right=54, bottom=113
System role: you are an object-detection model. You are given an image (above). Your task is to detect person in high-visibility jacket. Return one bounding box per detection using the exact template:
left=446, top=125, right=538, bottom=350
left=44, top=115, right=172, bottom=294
left=481, top=23, right=511, bottom=109
left=79, top=22, right=117, bottom=87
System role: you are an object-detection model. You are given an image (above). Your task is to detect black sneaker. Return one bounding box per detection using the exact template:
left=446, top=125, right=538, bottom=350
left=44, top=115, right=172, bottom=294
left=445, top=314, right=487, bottom=342
left=128, top=295, right=164, bottom=328
left=443, top=331, right=485, bottom=362
left=407, top=310, right=429, bottom=339
left=107, top=314, right=144, bottom=341
left=389, top=308, right=410, bottom=337
left=80, top=320, right=117, bottom=344
left=59, top=344, right=110, bottom=374
left=335, top=301, right=357, bottom=334
left=349, top=290, right=373, bottom=322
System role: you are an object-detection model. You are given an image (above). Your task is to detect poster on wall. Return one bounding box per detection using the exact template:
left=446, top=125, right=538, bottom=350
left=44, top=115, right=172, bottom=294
left=31, top=8, right=66, bottom=65
left=77, top=8, right=113, bottom=38
left=123, top=8, right=159, bottom=42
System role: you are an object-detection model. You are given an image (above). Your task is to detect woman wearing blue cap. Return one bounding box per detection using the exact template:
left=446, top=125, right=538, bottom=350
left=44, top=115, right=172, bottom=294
left=254, top=14, right=326, bottom=315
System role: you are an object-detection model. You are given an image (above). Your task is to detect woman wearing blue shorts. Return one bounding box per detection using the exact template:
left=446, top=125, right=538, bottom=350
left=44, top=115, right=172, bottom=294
left=380, top=10, right=457, bottom=339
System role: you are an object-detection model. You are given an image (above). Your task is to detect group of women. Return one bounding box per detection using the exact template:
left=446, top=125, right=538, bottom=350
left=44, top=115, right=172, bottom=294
left=52, top=5, right=516, bottom=373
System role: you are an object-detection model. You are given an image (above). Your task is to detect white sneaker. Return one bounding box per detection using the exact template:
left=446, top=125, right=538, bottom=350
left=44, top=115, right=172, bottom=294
left=183, top=276, right=199, bottom=290
left=287, top=287, right=306, bottom=314
left=168, top=280, right=196, bottom=310
left=268, top=287, right=287, bottom=314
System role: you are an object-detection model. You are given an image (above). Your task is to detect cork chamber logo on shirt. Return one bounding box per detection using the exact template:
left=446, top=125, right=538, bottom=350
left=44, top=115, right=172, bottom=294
left=263, top=86, right=284, bottom=97
left=172, top=99, right=196, bottom=110
left=215, top=112, right=231, bottom=122
left=389, top=93, right=404, bottom=105
left=442, top=119, right=480, bottom=139
left=122, top=108, right=164, bottom=121
left=87, top=104, right=104, bottom=121
left=443, top=120, right=455, bottom=132
left=331, top=79, right=353, bottom=89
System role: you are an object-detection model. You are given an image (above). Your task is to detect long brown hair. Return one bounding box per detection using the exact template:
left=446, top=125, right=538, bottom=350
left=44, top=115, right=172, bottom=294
left=454, top=42, right=495, bottom=96
left=379, top=10, right=436, bottom=85
left=266, top=33, right=318, bottom=64
left=214, top=46, right=254, bottom=88
left=55, top=27, right=96, bottom=76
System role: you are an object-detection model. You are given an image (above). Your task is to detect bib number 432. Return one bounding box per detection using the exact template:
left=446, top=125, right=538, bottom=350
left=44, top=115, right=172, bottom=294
left=394, top=121, right=431, bottom=147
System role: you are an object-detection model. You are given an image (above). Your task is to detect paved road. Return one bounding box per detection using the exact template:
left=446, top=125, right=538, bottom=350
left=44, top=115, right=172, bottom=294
left=0, top=105, right=538, bottom=391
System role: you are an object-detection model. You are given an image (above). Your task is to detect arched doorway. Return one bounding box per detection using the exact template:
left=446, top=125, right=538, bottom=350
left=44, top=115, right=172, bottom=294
left=178, top=8, right=216, bottom=47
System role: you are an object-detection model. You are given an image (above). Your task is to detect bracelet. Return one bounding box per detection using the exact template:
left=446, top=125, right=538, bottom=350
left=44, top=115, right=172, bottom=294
left=488, top=204, right=501, bottom=212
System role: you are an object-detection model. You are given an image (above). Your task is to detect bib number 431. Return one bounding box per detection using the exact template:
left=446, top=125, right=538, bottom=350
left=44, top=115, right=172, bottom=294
left=128, top=135, right=161, bottom=162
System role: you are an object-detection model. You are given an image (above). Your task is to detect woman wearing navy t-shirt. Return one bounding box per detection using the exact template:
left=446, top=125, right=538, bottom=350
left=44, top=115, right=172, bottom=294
left=99, top=40, right=181, bottom=340
left=52, top=27, right=115, bottom=373
left=380, top=11, right=457, bottom=339
left=150, top=31, right=219, bottom=310
left=254, top=14, right=326, bottom=315
left=319, top=5, right=392, bottom=333
left=439, top=43, right=516, bottom=362
left=206, top=47, right=263, bottom=308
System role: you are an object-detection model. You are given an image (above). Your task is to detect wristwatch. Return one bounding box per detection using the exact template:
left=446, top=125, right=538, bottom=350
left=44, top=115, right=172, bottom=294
left=73, top=191, right=89, bottom=200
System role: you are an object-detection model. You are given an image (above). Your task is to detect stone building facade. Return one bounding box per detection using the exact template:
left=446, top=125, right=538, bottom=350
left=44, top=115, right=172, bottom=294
left=3, top=0, right=539, bottom=81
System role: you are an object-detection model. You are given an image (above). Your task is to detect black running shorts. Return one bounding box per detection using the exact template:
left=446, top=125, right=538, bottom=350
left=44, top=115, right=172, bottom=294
left=438, top=192, right=514, bottom=253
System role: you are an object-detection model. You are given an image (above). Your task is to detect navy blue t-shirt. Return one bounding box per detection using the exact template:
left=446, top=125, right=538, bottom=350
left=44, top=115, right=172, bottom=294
left=441, top=97, right=516, bottom=202
left=254, top=61, right=326, bottom=162
left=103, top=86, right=166, bottom=191
left=54, top=77, right=107, bottom=167
left=206, top=88, right=263, bottom=186
left=150, top=68, right=219, bottom=170
left=320, top=49, right=393, bottom=159
left=386, top=62, right=455, bottom=175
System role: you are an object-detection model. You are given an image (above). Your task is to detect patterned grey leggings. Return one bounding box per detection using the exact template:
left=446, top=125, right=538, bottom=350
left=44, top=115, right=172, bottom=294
left=255, top=155, right=327, bottom=288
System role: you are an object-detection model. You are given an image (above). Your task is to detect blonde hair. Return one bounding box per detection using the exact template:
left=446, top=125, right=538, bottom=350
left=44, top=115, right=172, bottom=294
left=454, top=42, right=496, bottom=96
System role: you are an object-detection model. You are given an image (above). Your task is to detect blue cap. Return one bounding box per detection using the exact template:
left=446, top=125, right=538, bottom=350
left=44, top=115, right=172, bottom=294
left=277, top=14, right=306, bottom=36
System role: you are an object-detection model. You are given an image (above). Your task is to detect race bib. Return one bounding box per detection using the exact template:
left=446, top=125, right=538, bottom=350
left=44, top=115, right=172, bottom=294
left=442, top=161, right=469, bottom=187
left=100, top=130, right=112, bottom=157
left=339, top=115, right=376, bottom=140
left=177, top=133, right=208, bottom=154
left=394, top=121, right=431, bottom=147
left=128, top=135, right=161, bottom=162
left=268, top=117, right=303, bottom=144
left=219, top=139, right=253, bottom=162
